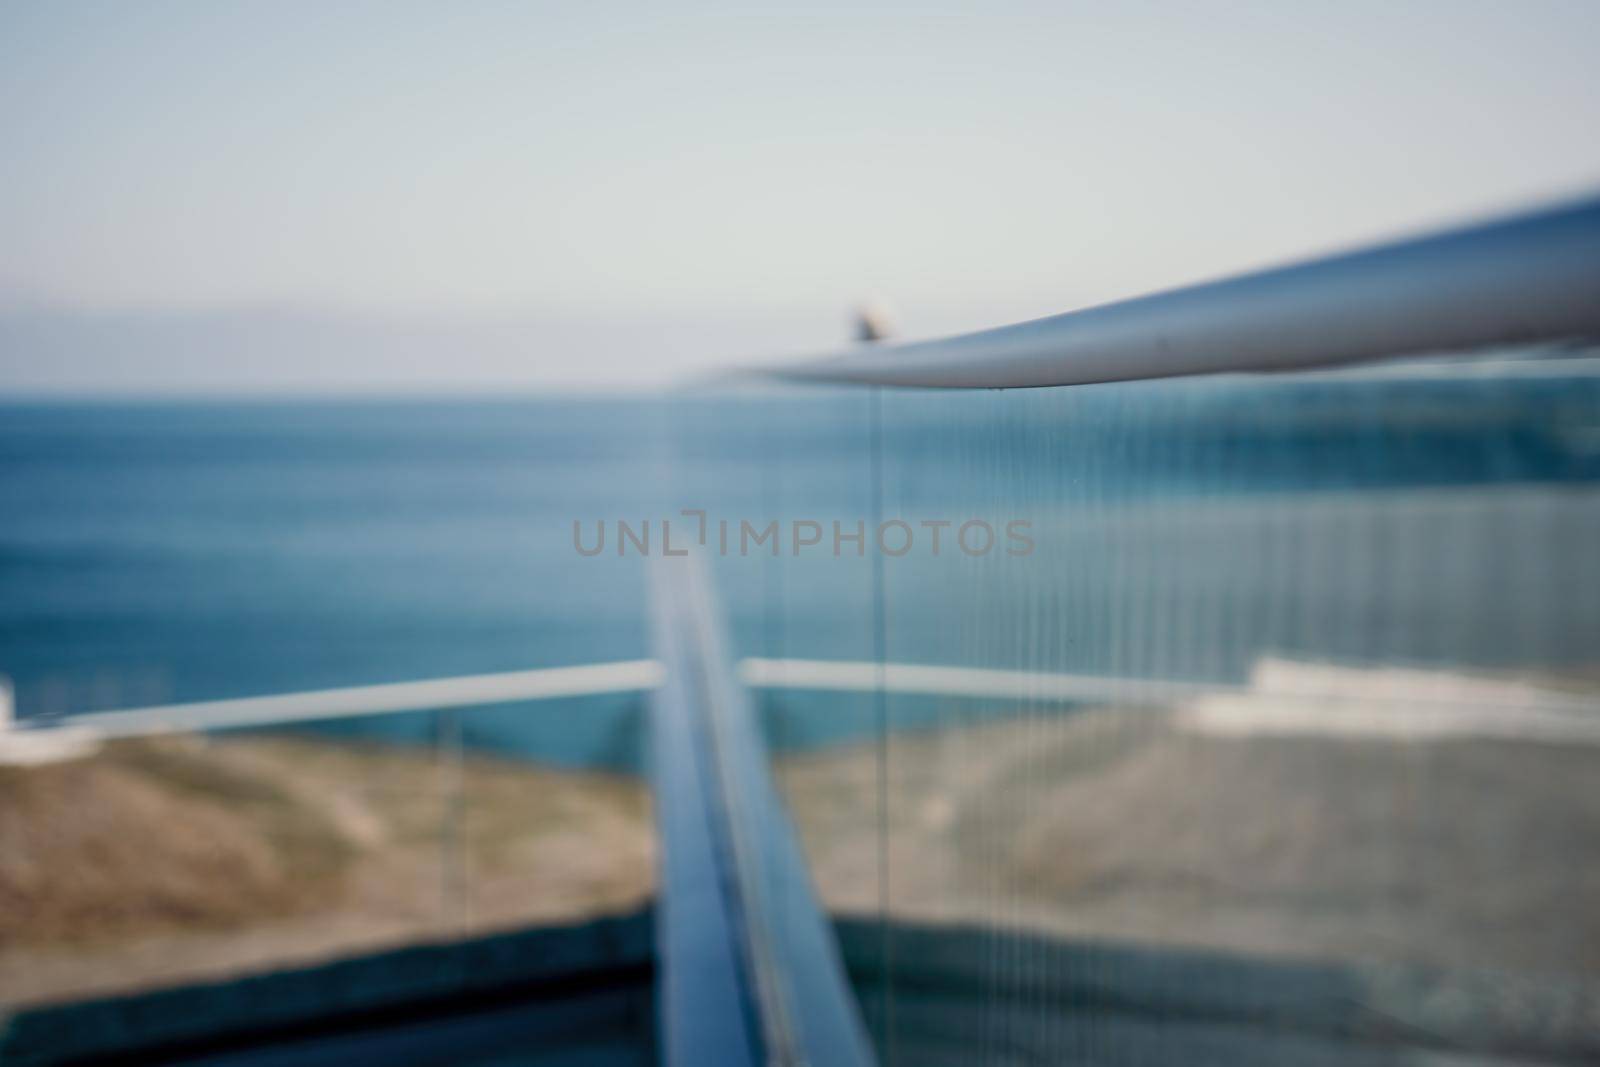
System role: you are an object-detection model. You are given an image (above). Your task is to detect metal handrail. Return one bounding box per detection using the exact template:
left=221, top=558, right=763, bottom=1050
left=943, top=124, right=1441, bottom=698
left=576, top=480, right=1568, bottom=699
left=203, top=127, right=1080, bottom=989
left=21, top=661, right=663, bottom=739
left=762, top=194, right=1600, bottom=389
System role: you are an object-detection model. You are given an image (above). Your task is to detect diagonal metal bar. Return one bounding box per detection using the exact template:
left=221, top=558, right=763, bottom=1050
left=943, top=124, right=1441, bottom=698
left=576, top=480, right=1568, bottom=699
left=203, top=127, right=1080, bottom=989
left=648, top=554, right=876, bottom=1067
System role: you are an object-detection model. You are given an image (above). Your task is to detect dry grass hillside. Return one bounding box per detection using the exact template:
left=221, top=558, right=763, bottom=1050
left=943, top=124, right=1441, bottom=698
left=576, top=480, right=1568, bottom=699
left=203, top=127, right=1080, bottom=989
left=0, top=735, right=653, bottom=1006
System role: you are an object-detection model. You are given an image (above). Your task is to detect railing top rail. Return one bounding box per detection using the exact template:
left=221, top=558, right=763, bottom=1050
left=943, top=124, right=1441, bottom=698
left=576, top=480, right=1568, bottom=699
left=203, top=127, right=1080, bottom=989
left=759, top=194, right=1600, bottom=390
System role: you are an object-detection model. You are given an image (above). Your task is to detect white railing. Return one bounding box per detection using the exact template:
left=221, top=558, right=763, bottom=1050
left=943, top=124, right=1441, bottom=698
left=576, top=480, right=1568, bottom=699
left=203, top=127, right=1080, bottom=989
left=19, top=661, right=664, bottom=740
left=8, top=656, right=1595, bottom=746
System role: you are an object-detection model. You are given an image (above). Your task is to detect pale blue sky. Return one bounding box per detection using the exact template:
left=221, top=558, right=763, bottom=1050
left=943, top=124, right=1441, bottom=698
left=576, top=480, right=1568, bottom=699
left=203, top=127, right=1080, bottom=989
left=3, top=1, right=1598, bottom=390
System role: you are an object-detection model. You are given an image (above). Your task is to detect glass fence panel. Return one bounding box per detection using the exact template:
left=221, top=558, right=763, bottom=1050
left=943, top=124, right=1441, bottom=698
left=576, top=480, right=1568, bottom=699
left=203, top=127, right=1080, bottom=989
left=866, top=356, right=1600, bottom=1062
left=699, top=348, right=1600, bottom=1063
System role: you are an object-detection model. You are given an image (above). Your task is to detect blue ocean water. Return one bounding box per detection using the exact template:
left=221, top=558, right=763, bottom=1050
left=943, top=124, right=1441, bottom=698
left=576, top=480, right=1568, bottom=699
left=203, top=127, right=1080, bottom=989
left=2, top=361, right=1598, bottom=766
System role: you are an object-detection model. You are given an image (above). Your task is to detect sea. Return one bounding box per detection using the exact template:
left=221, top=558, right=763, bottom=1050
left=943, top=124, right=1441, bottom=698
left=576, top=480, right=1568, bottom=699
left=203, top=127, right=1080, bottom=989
left=3, top=352, right=1599, bottom=768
